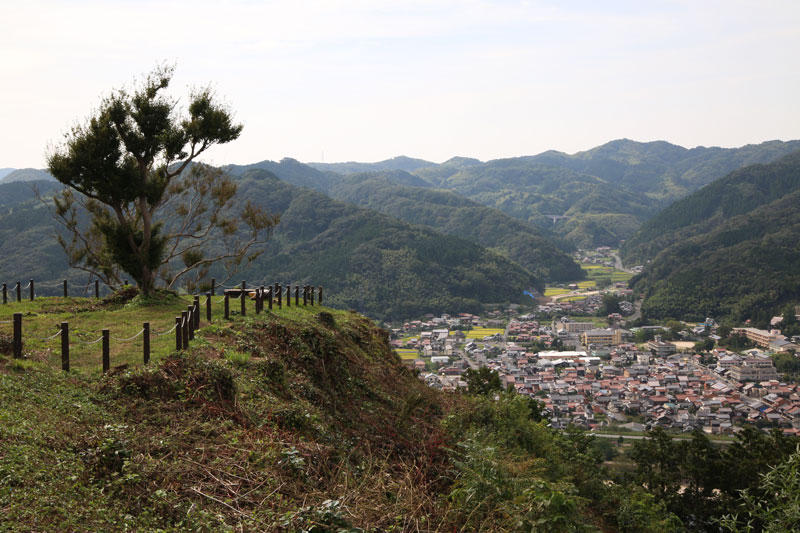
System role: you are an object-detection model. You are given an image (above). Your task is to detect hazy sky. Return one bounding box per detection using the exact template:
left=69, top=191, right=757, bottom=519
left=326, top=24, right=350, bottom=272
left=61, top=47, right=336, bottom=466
left=2, top=0, right=799, bottom=168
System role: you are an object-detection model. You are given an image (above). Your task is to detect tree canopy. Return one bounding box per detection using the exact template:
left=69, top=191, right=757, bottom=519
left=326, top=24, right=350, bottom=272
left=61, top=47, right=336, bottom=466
left=47, top=66, right=277, bottom=294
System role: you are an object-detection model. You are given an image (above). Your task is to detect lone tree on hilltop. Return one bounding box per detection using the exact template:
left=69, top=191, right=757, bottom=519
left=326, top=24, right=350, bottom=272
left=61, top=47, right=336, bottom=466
left=48, top=66, right=278, bottom=295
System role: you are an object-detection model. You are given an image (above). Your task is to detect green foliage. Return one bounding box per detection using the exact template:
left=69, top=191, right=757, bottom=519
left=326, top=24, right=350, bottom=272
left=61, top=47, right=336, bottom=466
left=627, top=152, right=800, bottom=322
left=720, top=447, right=800, bottom=533
left=628, top=427, right=799, bottom=531
left=46, top=66, right=276, bottom=295
left=463, top=367, right=503, bottom=396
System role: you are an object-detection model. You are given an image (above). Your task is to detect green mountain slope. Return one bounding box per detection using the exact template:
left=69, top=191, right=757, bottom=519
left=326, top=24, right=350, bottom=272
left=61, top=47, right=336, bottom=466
left=627, top=151, right=800, bottom=322
left=233, top=170, right=539, bottom=319
left=228, top=159, right=582, bottom=282
left=622, top=150, right=800, bottom=264
left=0, top=172, right=538, bottom=320
left=409, top=139, right=800, bottom=248
left=325, top=173, right=583, bottom=281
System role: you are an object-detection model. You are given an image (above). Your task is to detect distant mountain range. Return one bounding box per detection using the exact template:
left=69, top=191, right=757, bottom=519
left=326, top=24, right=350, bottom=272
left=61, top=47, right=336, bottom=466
left=300, top=139, right=800, bottom=248
left=226, top=160, right=583, bottom=282
left=0, top=173, right=539, bottom=320
left=4, top=138, right=800, bottom=321
left=624, top=150, right=800, bottom=324
left=0, top=168, right=55, bottom=184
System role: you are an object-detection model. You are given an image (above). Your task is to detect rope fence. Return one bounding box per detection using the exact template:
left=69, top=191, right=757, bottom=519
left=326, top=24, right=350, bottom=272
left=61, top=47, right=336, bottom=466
left=1, top=281, right=325, bottom=374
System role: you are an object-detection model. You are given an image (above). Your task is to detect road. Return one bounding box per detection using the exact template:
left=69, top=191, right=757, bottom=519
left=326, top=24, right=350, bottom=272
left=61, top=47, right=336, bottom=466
left=593, top=433, right=732, bottom=444
left=611, top=252, right=633, bottom=274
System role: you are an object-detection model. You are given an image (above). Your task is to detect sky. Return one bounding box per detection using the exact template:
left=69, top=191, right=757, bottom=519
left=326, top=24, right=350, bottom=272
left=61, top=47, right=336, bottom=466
left=1, top=0, right=799, bottom=168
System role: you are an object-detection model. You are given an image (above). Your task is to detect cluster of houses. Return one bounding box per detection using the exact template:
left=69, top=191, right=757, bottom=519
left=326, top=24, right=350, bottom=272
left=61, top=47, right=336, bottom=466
left=412, top=315, right=800, bottom=436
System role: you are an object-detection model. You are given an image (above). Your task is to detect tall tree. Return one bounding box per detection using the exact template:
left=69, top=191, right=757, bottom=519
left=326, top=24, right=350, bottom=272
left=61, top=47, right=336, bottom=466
left=48, top=67, right=277, bottom=295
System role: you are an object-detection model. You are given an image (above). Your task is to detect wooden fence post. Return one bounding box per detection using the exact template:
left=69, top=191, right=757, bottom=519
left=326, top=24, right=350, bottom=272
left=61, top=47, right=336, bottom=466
left=224, top=294, right=230, bottom=319
left=295, top=286, right=299, bottom=306
left=29, top=279, right=34, bottom=301
left=267, top=288, right=273, bottom=310
left=277, top=284, right=282, bottom=308
left=61, top=322, right=69, bottom=372
left=206, top=293, right=212, bottom=322
left=16, top=281, right=21, bottom=302
left=12, top=313, right=22, bottom=358
left=240, top=290, right=246, bottom=316
left=286, top=285, right=291, bottom=307
left=318, top=286, right=323, bottom=305
left=303, top=285, right=308, bottom=306
left=102, top=329, right=110, bottom=373
left=310, top=286, right=315, bottom=306
left=63, top=279, right=68, bottom=298
left=193, top=296, right=200, bottom=329
left=256, top=287, right=263, bottom=314
left=2, top=283, right=6, bottom=304
left=211, top=278, right=216, bottom=296
left=95, top=280, right=100, bottom=299
left=143, top=322, right=150, bottom=365
left=187, top=306, right=194, bottom=340
left=181, top=311, right=189, bottom=347
left=241, top=280, right=246, bottom=292
left=175, top=317, right=182, bottom=351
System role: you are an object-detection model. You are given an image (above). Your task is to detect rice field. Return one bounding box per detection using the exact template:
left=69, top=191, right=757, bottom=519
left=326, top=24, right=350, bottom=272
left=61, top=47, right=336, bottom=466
left=465, top=327, right=504, bottom=340
left=544, top=287, right=570, bottom=297
left=395, top=348, right=419, bottom=360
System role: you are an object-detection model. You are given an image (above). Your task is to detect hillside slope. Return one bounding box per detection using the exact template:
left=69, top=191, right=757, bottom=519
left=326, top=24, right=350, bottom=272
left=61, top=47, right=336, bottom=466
left=326, top=173, right=583, bottom=281
left=622, top=150, right=800, bottom=264
left=0, top=172, right=538, bottom=321
left=411, top=139, right=800, bottom=247
left=227, top=159, right=582, bottom=283
left=627, top=152, right=800, bottom=322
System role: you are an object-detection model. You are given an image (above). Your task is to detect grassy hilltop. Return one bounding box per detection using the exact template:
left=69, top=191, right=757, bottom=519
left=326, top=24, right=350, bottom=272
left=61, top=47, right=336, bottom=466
left=0, top=291, right=686, bottom=531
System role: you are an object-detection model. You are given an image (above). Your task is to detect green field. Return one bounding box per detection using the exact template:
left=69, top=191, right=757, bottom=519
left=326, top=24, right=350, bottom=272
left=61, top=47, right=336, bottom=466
left=0, top=293, right=334, bottom=374
left=465, top=327, right=504, bottom=340
left=580, top=264, right=633, bottom=283
left=544, top=287, right=570, bottom=297
left=395, top=348, right=419, bottom=360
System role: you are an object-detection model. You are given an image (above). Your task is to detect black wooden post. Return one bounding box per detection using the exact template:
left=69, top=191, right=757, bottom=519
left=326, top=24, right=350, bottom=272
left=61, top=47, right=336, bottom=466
left=16, top=281, right=21, bottom=302
left=240, top=290, right=246, bottom=316
left=143, top=322, right=150, bottom=365
left=286, top=285, right=291, bottom=307
left=102, top=329, right=110, bottom=373
left=193, top=296, right=200, bottom=328
left=181, top=311, right=189, bottom=347
left=267, top=288, right=273, bottom=310
left=95, top=279, right=100, bottom=299
left=310, top=286, right=315, bottom=306
left=211, top=278, right=216, bottom=296
left=12, top=313, right=22, bottom=358
left=318, top=286, right=323, bottom=305
left=187, top=306, right=195, bottom=340
left=224, top=294, right=230, bottom=319
left=295, top=286, right=299, bottom=306
left=303, top=285, right=308, bottom=306
left=29, top=279, right=34, bottom=301
left=2, top=283, right=6, bottom=304
left=256, top=287, right=262, bottom=314
left=241, top=280, right=246, bottom=291
left=61, top=322, right=69, bottom=372
left=206, top=293, right=212, bottom=322
left=277, top=284, right=282, bottom=308
left=63, top=279, right=68, bottom=298
left=175, top=317, right=182, bottom=351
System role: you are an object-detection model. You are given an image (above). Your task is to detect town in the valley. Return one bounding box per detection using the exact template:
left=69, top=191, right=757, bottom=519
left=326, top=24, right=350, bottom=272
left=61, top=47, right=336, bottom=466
left=390, top=248, right=800, bottom=437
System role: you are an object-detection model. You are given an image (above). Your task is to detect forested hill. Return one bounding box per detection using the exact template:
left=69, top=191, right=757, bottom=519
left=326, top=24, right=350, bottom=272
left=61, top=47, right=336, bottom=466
left=323, top=172, right=584, bottom=281
left=626, top=151, right=800, bottom=323
left=410, top=139, right=800, bottom=248
left=0, top=172, right=538, bottom=321
left=307, top=155, right=434, bottom=175
left=621, top=150, right=800, bottom=265
left=227, top=159, right=583, bottom=283
left=232, top=170, right=539, bottom=320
